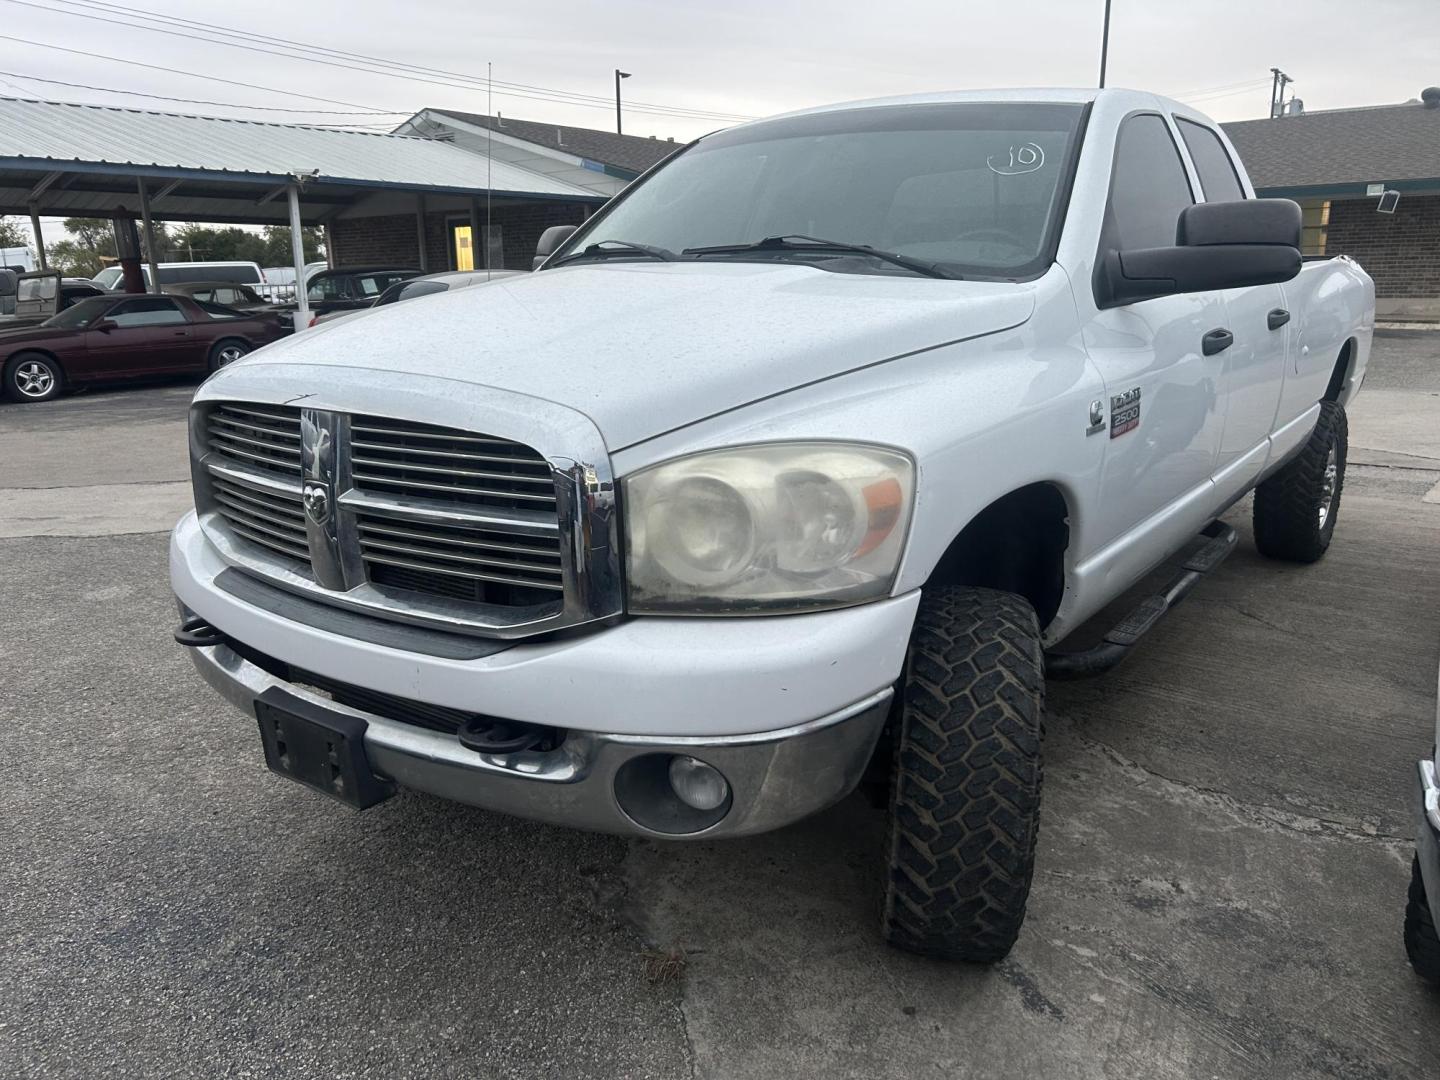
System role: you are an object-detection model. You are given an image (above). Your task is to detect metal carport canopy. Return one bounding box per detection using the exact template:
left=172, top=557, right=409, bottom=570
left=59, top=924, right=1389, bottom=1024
left=0, top=97, right=605, bottom=320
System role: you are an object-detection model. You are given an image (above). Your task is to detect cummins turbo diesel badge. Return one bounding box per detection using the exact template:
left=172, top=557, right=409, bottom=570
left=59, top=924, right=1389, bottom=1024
left=1110, top=387, right=1141, bottom=438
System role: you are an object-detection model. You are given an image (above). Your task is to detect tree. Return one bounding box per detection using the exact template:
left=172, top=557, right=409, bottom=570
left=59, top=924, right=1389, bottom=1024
left=0, top=216, right=28, bottom=248
left=48, top=240, right=104, bottom=278
left=260, top=225, right=325, bottom=265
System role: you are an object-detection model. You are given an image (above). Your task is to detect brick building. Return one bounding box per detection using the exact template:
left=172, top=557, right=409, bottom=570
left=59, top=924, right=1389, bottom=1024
left=1224, top=90, right=1440, bottom=321
left=328, top=111, right=681, bottom=273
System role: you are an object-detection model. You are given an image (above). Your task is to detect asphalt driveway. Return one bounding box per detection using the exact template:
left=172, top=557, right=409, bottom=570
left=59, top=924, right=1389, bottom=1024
left=2, top=334, right=1437, bottom=1079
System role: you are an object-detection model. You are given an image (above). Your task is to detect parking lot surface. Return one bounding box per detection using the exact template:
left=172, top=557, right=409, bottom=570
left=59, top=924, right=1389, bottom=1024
left=3, top=336, right=1439, bottom=1079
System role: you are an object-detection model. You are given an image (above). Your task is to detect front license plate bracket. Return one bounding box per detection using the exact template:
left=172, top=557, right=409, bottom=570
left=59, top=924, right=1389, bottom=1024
left=254, top=688, right=395, bottom=809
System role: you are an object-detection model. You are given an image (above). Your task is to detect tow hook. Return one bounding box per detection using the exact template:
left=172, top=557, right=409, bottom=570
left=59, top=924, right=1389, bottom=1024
left=457, top=715, right=550, bottom=755
left=174, top=615, right=226, bottom=648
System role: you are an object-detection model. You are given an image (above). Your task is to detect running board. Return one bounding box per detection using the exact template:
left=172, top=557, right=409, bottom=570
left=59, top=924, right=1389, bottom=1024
left=1045, top=520, right=1238, bottom=680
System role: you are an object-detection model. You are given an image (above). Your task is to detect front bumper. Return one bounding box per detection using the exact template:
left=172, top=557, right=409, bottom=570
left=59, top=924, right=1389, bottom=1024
left=1417, top=759, right=1440, bottom=926
left=186, top=638, right=891, bottom=838
left=171, top=510, right=918, bottom=738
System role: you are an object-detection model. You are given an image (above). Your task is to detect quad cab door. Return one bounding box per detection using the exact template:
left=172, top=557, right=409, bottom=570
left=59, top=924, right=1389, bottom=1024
left=1173, top=116, right=1288, bottom=497
left=1076, top=112, right=1229, bottom=569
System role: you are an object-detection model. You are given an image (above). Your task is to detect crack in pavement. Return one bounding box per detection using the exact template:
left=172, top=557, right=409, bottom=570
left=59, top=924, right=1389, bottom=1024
left=1058, top=716, right=1413, bottom=850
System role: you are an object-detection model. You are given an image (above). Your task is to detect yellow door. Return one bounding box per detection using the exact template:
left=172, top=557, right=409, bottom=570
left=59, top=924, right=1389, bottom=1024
left=453, top=224, right=474, bottom=271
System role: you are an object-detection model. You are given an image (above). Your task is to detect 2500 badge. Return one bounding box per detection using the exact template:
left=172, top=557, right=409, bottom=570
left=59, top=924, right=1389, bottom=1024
left=1110, top=387, right=1141, bottom=438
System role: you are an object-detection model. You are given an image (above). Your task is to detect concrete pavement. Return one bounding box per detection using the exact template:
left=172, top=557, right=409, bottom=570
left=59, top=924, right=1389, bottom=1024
left=2, top=337, right=1438, bottom=1079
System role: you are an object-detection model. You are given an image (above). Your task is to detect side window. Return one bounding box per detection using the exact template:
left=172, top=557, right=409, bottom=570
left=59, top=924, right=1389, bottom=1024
left=191, top=289, right=215, bottom=303
left=109, top=298, right=188, bottom=327
left=1104, top=114, right=1195, bottom=251
left=308, top=276, right=347, bottom=301
left=1175, top=119, right=1245, bottom=203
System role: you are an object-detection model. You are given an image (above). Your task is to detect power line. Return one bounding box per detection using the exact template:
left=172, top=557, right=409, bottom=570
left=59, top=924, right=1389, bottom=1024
left=15, top=0, right=755, bottom=123
left=62, top=0, right=755, bottom=121
left=0, top=69, right=404, bottom=114
left=0, top=33, right=404, bottom=112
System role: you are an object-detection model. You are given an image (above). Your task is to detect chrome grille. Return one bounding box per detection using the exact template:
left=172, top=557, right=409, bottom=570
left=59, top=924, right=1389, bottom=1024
left=193, top=392, right=621, bottom=640
left=210, top=476, right=311, bottom=565
left=349, top=416, right=557, bottom=513
left=357, top=514, right=564, bottom=604
left=207, top=404, right=302, bottom=477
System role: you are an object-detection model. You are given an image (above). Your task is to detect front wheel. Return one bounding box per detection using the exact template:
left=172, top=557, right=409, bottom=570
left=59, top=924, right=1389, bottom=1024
left=881, top=585, right=1045, bottom=962
left=208, top=338, right=251, bottom=373
left=4, top=352, right=65, bottom=402
left=1253, top=400, right=1347, bottom=563
left=1405, top=857, right=1440, bottom=987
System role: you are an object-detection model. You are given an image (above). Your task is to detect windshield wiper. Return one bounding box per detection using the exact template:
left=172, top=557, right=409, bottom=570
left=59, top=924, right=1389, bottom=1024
left=683, top=235, right=958, bottom=279
left=551, top=239, right=678, bottom=266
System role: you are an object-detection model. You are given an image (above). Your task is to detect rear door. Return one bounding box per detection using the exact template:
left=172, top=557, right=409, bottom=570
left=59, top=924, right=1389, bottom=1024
left=1175, top=117, right=1287, bottom=491
left=83, top=296, right=194, bottom=375
left=1077, top=112, right=1230, bottom=554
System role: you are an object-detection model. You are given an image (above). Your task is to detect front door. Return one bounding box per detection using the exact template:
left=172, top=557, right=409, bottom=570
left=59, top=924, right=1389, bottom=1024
left=1078, top=113, right=1228, bottom=555
left=83, top=297, right=195, bottom=376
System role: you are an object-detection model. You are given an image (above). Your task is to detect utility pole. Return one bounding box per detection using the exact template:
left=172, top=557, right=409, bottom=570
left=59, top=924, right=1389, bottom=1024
left=1098, top=0, right=1112, bottom=89
left=615, top=69, right=631, bottom=134
left=1270, top=68, right=1293, bottom=118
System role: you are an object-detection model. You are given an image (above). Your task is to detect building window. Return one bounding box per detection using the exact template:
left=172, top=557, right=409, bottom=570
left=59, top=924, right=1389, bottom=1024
left=1299, top=199, right=1329, bottom=256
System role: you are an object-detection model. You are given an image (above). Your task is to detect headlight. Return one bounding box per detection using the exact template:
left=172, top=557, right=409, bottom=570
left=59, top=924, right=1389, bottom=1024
left=624, top=442, right=915, bottom=614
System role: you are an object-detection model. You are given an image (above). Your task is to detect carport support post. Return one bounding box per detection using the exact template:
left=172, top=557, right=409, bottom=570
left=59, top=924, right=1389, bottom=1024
left=288, top=183, right=310, bottom=331
left=415, top=193, right=428, bottom=272
left=136, top=178, right=160, bottom=293
left=28, top=208, right=45, bottom=270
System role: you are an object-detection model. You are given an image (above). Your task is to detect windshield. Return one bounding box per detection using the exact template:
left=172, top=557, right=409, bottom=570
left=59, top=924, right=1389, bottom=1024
left=562, top=102, right=1085, bottom=279
left=92, top=267, right=123, bottom=290
left=43, top=296, right=113, bottom=329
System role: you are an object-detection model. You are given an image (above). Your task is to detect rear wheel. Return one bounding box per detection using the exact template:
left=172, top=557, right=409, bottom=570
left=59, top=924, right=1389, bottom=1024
left=881, top=585, right=1045, bottom=962
left=1405, top=857, right=1440, bottom=987
left=4, top=352, right=65, bottom=403
left=1253, top=400, right=1347, bottom=562
left=208, top=338, right=251, bottom=373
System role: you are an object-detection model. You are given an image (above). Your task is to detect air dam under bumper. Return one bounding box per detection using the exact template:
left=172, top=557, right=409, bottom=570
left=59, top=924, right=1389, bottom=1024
left=187, top=639, right=892, bottom=838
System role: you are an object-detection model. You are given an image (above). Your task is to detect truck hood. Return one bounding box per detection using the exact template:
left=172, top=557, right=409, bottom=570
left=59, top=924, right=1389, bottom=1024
left=247, top=262, right=1035, bottom=449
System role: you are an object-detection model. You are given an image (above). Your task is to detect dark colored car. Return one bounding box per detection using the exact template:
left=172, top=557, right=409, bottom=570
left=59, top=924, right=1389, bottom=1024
left=304, top=266, right=421, bottom=321
left=309, top=269, right=524, bottom=327
left=0, top=293, right=287, bottom=404
left=162, top=281, right=286, bottom=315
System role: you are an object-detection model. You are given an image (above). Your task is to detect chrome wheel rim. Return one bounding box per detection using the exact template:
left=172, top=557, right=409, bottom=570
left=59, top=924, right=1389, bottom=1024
left=216, top=345, right=247, bottom=367
left=14, top=360, right=54, bottom=398
left=1317, top=443, right=1338, bottom=528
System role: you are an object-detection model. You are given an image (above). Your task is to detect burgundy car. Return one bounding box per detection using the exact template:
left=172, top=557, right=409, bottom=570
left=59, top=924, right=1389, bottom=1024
left=0, top=294, right=287, bottom=404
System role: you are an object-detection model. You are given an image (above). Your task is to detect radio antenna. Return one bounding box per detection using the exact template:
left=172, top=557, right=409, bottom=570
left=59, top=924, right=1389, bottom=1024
left=485, top=62, right=493, bottom=280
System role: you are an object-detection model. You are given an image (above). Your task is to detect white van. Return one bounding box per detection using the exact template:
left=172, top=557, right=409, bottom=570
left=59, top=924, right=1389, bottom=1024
left=91, top=261, right=264, bottom=291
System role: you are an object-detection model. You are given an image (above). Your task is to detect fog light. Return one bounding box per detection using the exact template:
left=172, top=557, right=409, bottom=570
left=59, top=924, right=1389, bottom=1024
left=668, top=756, right=729, bottom=811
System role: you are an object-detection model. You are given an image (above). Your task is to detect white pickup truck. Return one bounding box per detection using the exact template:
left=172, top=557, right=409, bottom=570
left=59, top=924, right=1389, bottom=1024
left=170, top=88, right=1374, bottom=963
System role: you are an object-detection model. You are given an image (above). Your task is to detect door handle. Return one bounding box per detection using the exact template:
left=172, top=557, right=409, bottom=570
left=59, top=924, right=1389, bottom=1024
left=1267, top=308, right=1290, bottom=331
left=1202, top=328, right=1233, bottom=356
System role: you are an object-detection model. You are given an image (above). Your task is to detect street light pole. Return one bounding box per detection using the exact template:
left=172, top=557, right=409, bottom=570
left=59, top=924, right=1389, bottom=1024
left=615, top=69, right=631, bottom=135
left=1098, top=0, right=1112, bottom=89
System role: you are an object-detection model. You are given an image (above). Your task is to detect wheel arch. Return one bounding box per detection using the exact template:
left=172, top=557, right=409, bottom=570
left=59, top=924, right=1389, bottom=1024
left=1323, top=337, right=1357, bottom=403
left=921, top=480, right=1073, bottom=630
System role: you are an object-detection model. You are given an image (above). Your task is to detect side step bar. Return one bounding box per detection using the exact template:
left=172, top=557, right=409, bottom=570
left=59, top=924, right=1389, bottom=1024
left=1045, top=520, right=1238, bottom=680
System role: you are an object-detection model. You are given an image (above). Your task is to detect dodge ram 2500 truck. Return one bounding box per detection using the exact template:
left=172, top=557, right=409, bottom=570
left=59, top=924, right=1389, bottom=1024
left=171, top=88, right=1374, bottom=963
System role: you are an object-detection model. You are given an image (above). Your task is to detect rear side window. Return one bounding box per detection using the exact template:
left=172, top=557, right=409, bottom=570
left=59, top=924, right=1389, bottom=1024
left=1103, top=114, right=1194, bottom=251
left=1176, top=118, right=1245, bottom=202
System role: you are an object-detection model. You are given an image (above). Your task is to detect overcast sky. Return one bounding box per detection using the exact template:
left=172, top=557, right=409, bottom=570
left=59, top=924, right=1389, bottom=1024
left=8, top=0, right=1438, bottom=245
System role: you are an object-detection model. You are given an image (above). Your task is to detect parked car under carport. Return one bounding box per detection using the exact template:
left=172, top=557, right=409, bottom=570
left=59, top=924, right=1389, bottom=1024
left=0, top=293, right=287, bottom=403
